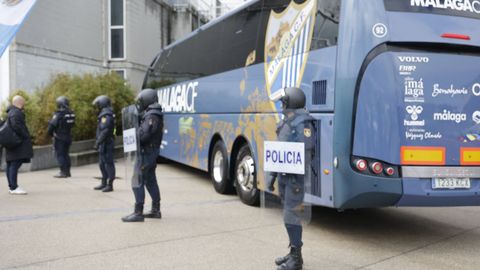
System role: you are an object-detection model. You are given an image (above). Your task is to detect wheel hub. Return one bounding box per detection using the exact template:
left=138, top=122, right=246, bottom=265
left=213, top=151, right=224, bottom=183
left=236, top=156, right=255, bottom=192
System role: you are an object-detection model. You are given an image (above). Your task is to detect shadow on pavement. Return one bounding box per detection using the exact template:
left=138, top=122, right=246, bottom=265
left=309, top=206, right=467, bottom=240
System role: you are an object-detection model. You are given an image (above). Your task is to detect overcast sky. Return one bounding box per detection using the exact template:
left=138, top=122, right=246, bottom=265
left=221, top=0, right=248, bottom=10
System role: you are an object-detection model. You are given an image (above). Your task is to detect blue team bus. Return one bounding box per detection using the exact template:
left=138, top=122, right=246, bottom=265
left=143, top=0, right=480, bottom=208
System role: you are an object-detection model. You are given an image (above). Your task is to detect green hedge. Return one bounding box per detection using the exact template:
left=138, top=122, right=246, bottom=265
left=3, top=73, right=135, bottom=145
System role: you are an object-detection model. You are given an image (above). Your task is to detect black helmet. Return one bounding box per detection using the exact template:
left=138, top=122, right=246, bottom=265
left=92, top=95, right=111, bottom=109
left=270, top=87, right=306, bottom=110
left=56, top=96, right=69, bottom=110
left=135, top=89, right=158, bottom=113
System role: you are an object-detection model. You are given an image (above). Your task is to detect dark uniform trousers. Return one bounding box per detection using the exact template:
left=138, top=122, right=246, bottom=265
left=278, top=174, right=305, bottom=248
left=55, top=138, right=72, bottom=174
left=133, top=145, right=160, bottom=204
left=99, top=139, right=115, bottom=181
left=96, top=108, right=116, bottom=182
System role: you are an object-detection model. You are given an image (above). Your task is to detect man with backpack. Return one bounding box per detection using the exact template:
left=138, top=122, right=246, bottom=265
left=3, top=95, right=33, bottom=195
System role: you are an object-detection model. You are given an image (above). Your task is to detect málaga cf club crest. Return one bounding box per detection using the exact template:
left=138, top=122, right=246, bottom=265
left=264, top=0, right=317, bottom=107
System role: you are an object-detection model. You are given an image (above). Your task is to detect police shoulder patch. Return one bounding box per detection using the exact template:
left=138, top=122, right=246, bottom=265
left=149, top=119, right=153, bottom=126
left=101, top=117, right=107, bottom=124
left=52, top=114, right=57, bottom=120
left=304, top=128, right=311, bottom=138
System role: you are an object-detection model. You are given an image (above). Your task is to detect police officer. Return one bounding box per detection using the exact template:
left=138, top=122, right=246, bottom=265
left=268, top=87, right=315, bottom=270
left=92, top=95, right=116, bottom=192
left=122, top=89, right=163, bottom=222
left=48, top=96, right=75, bottom=178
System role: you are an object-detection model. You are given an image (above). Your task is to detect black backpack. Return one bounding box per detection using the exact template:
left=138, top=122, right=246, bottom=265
left=0, top=118, right=22, bottom=149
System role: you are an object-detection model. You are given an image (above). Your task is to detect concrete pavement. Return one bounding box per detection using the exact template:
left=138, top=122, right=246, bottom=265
left=0, top=160, right=480, bottom=269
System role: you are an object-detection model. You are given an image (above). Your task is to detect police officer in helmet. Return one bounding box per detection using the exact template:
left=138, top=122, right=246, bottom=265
left=48, top=96, right=75, bottom=178
left=268, top=87, right=315, bottom=270
left=92, top=95, right=116, bottom=192
left=122, top=89, right=163, bottom=222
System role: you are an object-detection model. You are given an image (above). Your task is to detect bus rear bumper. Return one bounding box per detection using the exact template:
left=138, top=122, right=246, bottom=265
left=396, top=178, right=480, bottom=207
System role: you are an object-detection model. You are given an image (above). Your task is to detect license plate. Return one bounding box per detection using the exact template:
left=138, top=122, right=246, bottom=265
left=432, top=178, right=471, bottom=189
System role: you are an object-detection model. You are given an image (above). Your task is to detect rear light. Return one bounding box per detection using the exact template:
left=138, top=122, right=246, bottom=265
left=351, top=156, right=399, bottom=178
left=441, top=33, right=471, bottom=40
left=370, top=162, right=383, bottom=174
left=354, top=159, right=368, bottom=172
left=384, top=167, right=395, bottom=176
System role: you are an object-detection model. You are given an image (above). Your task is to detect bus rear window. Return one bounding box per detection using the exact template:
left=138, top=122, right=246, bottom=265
left=384, top=0, right=480, bottom=20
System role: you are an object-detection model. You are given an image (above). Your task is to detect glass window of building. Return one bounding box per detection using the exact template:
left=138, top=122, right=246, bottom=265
left=110, top=0, right=125, bottom=59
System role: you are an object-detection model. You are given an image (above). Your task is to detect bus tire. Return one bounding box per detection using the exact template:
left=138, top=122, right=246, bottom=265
left=234, top=144, right=259, bottom=206
left=209, top=140, right=233, bottom=194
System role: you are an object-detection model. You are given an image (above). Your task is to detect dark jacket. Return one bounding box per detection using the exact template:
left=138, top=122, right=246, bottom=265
left=96, top=107, right=115, bottom=146
left=48, top=108, right=75, bottom=141
left=139, top=104, right=163, bottom=149
left=5, top=106, right=33, bottom=162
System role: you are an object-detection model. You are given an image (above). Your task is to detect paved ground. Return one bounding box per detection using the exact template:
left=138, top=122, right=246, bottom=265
left=1, top=160, right=480, bottom=270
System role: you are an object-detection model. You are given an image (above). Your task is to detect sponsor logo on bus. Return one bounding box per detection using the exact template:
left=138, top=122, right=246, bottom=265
left=432, top=83, right=469, bottom=98
left=410, top=0, right=480, bottom=15
left=406, top=130, right=442, bottom=141
left=407, top=106, right=423, bottom=120
left=398, top=56, right=429, bottom=63
left=403, top=106, right=425, bottom=129
left=433, top=110, right=467, bottom=123
left=473, top=111, right=480, bottom=124
left=399, top=65, right=417, bottom=76
left=157, top=81, right=199, bottom=113
left=404, top=77, right=425, bottom=103
left=472, top=83, right=480, bottom=96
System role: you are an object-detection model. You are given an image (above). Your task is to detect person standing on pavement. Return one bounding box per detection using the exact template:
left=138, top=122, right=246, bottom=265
left=92, top=95, right=116, bottom=192
left=5, top=95, right=33, bottom=195
left=122, top=89, right=163, bottom=222
left=268, top=88, right=315, bottom=270
left=47, top=96, right=75, bottom=178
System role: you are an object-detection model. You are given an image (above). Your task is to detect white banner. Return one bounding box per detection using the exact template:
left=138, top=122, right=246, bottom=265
left=264, top=141, right=305, bottom=175
left=0, top=0, right=37, bottom=57
left=123, top=128, right=137, bottom=153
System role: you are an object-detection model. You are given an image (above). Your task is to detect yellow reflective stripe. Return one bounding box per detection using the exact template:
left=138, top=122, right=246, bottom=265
left=461, top=148, right=480, bottom=165
left=401, top=146, right=445, bottom=165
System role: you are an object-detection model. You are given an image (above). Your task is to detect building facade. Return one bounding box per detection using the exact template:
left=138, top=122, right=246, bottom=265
left=0, top=0, right=232, bottom=102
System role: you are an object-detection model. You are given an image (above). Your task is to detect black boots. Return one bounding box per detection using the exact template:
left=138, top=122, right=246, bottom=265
left=276, top=246, right=303, bottom=270
left=55, top=167, right=71, bottom=178
left=122, top=202, right=161, bottom=222
left=122, top=204, right=144, bottom=222
left=275, top=253, right=290, bottom=266
left=94, top=179, right=113, bottom=192
left=93, top=179, right=107, bottom=190
left=144, top=201, right=161, bottom=219
left=102, top=179, right=114, bottom=192
left=54, top=172, right=68, bottom=178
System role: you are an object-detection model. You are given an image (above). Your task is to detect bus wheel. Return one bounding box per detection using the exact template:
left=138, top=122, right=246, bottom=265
left=209, top=140, right=233, bottom=194
left=234, top=144, right=259, bottom=206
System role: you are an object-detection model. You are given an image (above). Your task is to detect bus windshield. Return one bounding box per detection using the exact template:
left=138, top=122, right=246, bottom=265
left=384, top=0, right=480, bottom=20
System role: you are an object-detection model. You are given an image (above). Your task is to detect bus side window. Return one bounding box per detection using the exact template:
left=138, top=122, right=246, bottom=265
left=311, top=0, right=341, bottom=51
left=218, top=2, right=264, bottom=71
